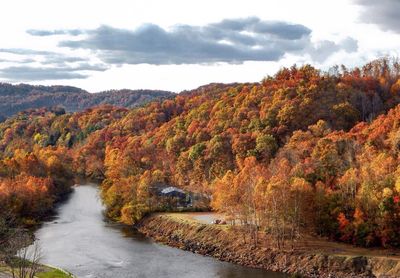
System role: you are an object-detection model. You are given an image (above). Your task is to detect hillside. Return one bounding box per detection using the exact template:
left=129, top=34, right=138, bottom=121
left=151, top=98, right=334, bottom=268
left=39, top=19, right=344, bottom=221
left=0, top=83, right=173, bottom=118
left=1, top=58, right=400, bottom=250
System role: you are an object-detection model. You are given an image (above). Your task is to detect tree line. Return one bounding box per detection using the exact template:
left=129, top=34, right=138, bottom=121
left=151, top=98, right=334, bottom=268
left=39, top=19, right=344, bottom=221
left=1, top=58, right=400, bottom=249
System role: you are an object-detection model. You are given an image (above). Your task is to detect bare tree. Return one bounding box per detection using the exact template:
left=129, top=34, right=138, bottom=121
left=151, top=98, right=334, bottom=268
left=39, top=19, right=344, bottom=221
left=27, top=242, right=42, bottom=278
left=4, top=229, right=42, bottom=278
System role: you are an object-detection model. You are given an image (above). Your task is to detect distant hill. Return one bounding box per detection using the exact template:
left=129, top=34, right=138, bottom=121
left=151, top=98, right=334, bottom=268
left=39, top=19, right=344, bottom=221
left=0, top=83, right=173, bottom=118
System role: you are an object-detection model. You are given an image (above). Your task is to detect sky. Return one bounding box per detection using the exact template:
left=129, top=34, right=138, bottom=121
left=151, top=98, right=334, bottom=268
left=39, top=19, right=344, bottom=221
left=0, top=0, right=399, bottom=92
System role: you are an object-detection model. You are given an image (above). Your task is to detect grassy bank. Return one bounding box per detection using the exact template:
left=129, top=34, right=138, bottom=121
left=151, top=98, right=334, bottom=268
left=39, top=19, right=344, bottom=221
left=136, top=213, right=400, bottom=278
left=0, top=262, right=75, bottom=278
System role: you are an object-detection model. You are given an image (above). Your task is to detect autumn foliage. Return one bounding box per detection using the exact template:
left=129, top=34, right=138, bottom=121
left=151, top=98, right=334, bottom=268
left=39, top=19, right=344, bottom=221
left=2, top=57, right=400, bottom=248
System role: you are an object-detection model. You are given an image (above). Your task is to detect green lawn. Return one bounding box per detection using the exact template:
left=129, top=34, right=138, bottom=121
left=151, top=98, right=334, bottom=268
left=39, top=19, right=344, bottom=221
left=36, top=268, right=74, bottom=278
left=0, top=262, right=73, bottom=278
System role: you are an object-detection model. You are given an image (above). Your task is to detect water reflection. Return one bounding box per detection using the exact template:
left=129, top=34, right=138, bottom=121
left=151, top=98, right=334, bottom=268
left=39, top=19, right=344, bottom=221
left=33, top=185, right=286, bottom=278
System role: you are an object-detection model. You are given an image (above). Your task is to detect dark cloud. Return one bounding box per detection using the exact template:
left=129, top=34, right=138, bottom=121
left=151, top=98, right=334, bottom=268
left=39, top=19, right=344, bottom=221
left=57, top=24, right=291, bottom=64
left=310, top=37, right=358, bottom=63
left=340, top=37, right=359, bottom=52
left=71, top=63, right=109, bottom=71
left=0, top=63, right=108, bottom=81
left=27, top=18, right=319, bottom=65
left=26, top=29, right=83, bottom=36
left=211, top=17, right=312, bottom=40
left=353, top=0, right=400, bottom=33
left=0, top=66, right=88, bottom=80
left=0, top=48, right=55, bottom=56
left=40, top=55, right=88, bottom=65
left=0, top=48, right=90, bottom=66
left=7, top=17, right=358, bottom=82
left=0, top=47, right=109, bottom=81
left=0, top=58, right=36, bottom=64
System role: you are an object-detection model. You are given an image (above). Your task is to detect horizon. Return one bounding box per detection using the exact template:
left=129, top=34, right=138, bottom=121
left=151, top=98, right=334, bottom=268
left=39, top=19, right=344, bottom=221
left=0, top=0, right=399, bottom=92
left=1, top=57, right=396, bottom=94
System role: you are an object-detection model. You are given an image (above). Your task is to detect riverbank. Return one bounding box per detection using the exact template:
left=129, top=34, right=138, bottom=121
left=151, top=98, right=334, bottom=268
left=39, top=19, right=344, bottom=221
left=0, top=262, right=75, bottom=278
left=136, top=213, right=400, bottom=278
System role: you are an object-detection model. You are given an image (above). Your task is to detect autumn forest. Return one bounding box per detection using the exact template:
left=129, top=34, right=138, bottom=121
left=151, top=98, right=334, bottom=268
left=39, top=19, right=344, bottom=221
left=2, top=57, right=400, bottom=251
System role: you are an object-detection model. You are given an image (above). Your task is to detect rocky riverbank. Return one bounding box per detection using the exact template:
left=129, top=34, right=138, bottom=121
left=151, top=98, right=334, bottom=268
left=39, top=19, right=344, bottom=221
left=136, top=214, right=400, bottom=278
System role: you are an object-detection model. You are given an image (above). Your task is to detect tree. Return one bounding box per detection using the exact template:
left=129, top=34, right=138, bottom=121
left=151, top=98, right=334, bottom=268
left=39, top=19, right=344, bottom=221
left=288, top=177, right=313, bottom=248
left=255, top=134, right=278, bottom=161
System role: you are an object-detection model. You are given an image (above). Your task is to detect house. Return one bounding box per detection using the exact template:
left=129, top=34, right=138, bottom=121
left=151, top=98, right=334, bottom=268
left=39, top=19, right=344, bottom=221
left=160, top=186, right=186, bottom=198
left=159, top=186, right=192, bottom=207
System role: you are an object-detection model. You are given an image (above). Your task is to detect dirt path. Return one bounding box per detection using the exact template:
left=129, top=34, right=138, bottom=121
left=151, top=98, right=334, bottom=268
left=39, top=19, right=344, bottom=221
left=175, top=212, right=224, bottom=224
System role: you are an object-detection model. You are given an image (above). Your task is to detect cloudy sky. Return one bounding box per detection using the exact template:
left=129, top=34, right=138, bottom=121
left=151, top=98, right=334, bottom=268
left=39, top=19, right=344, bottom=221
left=0, top=0, right=399, bottom=92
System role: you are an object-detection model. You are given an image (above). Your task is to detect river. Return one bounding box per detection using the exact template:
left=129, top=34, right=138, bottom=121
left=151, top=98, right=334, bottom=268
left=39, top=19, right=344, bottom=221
left=32, top=184, right=286, bottom=278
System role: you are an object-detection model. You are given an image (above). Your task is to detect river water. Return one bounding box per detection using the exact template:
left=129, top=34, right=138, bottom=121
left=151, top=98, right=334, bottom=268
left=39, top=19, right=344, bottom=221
left=33, top=184, right=285, bottom=278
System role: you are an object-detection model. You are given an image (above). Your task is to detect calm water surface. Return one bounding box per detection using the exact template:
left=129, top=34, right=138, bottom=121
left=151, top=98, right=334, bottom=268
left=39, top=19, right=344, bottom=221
left=33, top=184, right=286, bottom=278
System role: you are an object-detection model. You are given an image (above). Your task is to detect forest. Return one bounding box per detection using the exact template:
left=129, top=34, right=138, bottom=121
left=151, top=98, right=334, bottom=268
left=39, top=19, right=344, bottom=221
left=1, top=57, right=400, bottom=249
left=0, top=83, right=172, bottom=118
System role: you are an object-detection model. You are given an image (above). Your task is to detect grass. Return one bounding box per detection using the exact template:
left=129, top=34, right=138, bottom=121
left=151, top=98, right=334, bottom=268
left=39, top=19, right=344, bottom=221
left=0, top=261, right=74, bottom=278
left=162, top=212, right=233, bottom=231
left=36, top=268, right=73, bottom=278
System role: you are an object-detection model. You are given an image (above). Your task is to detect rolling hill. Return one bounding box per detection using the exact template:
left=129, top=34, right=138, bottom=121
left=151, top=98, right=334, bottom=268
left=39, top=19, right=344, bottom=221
left=0, top=83, right=173, bottom=118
